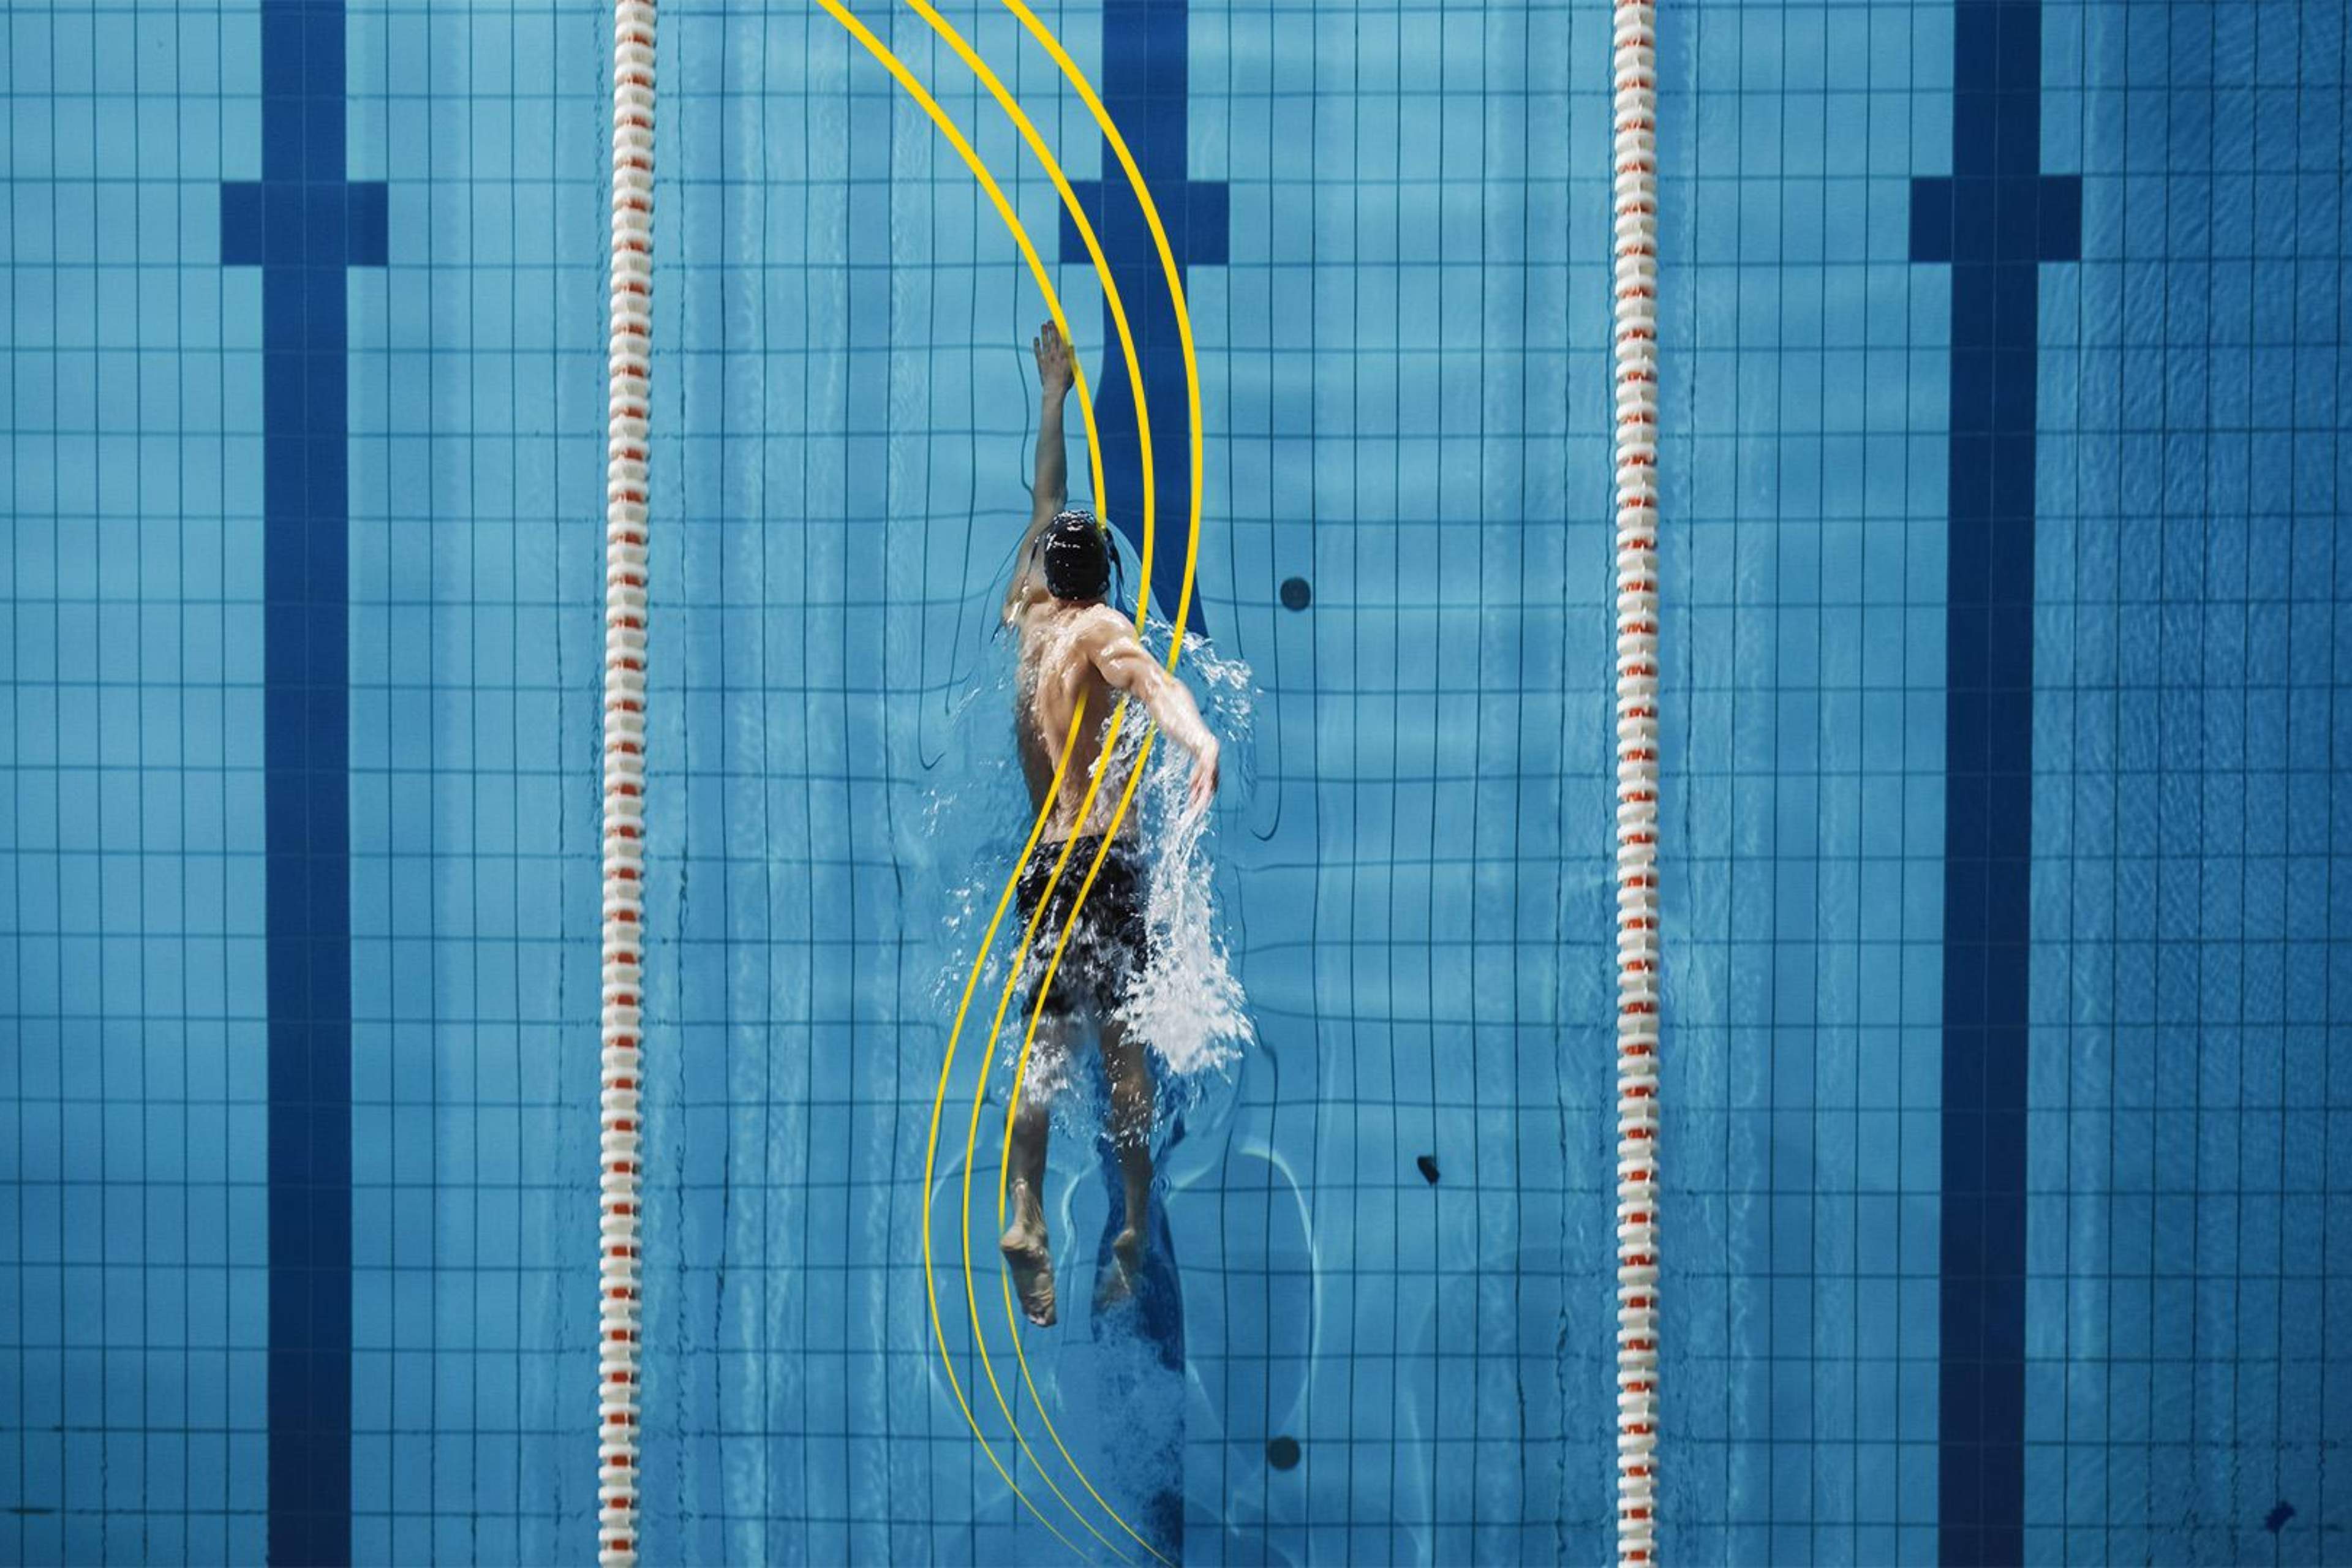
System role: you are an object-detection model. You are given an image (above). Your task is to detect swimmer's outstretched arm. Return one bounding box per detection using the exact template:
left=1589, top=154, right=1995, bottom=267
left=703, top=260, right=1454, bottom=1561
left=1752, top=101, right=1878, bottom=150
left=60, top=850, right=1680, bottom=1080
left=1085, top=614, right=1222, bottom=822
left=1004, top=322, right=1076, bottom=625
left=1030, top=322, right=1072, bottom=521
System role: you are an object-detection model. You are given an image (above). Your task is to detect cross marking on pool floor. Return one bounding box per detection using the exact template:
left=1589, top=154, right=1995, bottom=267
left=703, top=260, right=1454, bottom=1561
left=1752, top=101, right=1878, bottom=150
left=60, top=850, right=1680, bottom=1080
left=1058, top=0, right=1228, bottom=637
left=1909, top=4, right=2081, bottom=1562
left=218, top=1, right=385, bottom=1559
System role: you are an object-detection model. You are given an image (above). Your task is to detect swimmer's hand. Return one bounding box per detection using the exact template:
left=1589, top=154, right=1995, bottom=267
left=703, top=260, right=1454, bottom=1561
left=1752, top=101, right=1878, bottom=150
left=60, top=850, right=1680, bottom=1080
left=1033, top=320, right=1074, bottom=402
left=1183, top=739, right=1221, bottom=826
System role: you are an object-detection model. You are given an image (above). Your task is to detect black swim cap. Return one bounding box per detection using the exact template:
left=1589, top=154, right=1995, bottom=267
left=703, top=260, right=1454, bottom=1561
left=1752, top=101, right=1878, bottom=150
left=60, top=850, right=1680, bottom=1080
left=1039, top=508, right=1114, bottom=602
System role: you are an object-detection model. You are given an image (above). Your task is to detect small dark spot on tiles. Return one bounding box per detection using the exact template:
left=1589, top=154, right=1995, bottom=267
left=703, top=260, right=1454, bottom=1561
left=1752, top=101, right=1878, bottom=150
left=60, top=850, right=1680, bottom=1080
left=2266, top=1501, right=2295, bottom=1534
left=1265, top=1435, right=1301, bottom=1471
left=1416, top=1155, right=1440, bottom=1185
left=1280, top=576, right=1311, bottom=611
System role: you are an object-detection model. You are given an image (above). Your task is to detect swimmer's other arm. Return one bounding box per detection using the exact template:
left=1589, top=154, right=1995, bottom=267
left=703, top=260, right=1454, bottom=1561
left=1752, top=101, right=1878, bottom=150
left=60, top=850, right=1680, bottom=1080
left=1085, top=614, right=1223, bottom=823
left=1004, top=321, right=1076, bottom=625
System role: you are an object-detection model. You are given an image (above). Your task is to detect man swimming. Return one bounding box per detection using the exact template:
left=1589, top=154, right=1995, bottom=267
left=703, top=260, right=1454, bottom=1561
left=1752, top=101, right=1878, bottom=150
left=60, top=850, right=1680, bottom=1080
left=997, top=321, right=1221, bottom=1327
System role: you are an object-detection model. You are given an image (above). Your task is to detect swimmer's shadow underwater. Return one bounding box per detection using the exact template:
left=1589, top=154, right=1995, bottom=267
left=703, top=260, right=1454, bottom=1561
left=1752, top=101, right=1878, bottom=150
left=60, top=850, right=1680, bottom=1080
left=1001, top=1050, right=1200, bottom=1533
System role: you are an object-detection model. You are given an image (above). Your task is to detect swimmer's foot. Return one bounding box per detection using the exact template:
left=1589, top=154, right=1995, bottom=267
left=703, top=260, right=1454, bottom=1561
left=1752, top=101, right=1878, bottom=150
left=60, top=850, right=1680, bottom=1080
left=1000, top=1181, right=1057, bottom=1328
left=1094, top=1226, right=1148, bottom=1311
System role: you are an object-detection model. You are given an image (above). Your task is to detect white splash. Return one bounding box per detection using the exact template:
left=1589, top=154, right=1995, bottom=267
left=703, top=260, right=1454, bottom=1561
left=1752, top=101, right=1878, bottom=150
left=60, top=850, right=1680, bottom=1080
left=922, top=622, right=1257, bottom=1127
left=1112, top=629, right=1255, bottom=1079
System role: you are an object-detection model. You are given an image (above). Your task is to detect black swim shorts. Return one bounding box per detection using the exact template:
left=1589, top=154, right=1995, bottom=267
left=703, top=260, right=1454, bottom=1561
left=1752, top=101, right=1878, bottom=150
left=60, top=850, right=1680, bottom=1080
left=1012, top=834, right=1150, bottom=1018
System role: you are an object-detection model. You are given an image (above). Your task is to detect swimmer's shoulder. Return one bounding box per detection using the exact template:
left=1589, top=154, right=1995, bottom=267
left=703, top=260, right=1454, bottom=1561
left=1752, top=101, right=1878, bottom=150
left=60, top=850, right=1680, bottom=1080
left=1011, top=601, right=1134, bottom=676
left=1008, top=597, right=1063, bottom=649
left=1071, top=600, right=1139, bottom=644
left=1015, top=597, right=1123, bottom=639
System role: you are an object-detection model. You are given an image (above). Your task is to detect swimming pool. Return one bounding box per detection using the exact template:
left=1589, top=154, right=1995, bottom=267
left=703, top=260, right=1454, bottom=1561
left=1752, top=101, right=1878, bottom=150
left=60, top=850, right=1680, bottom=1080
left=2, top=0, right=2348, bottom=1562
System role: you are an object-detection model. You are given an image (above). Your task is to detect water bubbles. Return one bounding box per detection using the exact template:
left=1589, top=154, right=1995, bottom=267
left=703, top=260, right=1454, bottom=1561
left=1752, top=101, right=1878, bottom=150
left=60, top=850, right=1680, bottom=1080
left=1112, top=627, right=1256, bottom=1083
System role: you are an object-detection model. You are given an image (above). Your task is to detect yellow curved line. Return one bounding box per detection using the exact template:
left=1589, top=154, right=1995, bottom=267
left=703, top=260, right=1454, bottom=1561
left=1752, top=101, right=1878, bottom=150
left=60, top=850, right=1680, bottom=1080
left=992, top=725, right=1159, bottom=1317
left=978, top=3, right=1217, bottom=1553
left=992, top=742, right=1157, bottom=1170
left=944, top=705, right=1133, bottom=1565
left=962, top=2, right=1219, bottom=1556
left=894, top=5, right=1186, bottom=1559
left=1000, top=0, right=1210, bottom=656
left=987, top=0, right=1214, bottom=1349
left=957, top=698, right=1150, bottom=1553
left=807, top=1, right=1131, bottom=1554
left=813, top=0, right=1113, bottom=538
left=919, top=697, right=1090, bottom=1558
left=901, top=0, right=1156, bottom=639
left=821, top=1, right=1214, bottom=1559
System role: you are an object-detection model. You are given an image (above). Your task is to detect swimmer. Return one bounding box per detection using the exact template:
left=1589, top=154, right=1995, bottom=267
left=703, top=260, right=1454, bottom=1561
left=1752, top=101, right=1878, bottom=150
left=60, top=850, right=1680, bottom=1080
left=996, top=321, right=1221, bottom=1327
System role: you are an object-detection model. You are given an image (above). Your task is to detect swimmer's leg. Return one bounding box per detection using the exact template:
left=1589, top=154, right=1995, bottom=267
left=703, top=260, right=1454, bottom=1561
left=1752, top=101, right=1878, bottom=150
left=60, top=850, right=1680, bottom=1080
left=1000, top=1017, right=1068, bottom=1328
left=1099, top=1014, right=1154, bottom=1270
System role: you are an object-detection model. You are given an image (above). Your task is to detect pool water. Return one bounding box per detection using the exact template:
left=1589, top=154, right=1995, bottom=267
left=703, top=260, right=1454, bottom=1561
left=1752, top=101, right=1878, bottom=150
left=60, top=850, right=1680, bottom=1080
left=2, top=0, right=2350, bottom=1564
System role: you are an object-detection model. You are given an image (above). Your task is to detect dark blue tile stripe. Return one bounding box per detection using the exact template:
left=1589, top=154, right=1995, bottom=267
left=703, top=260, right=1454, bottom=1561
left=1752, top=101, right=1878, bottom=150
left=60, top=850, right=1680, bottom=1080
left=1909, top=4, right=2079, bottom=1563
left=1058, top=0, right=1227, bottom=636
left=221, top=2, right=385, bottom=1561
left=1044, top=10, right=1223, bottom=1550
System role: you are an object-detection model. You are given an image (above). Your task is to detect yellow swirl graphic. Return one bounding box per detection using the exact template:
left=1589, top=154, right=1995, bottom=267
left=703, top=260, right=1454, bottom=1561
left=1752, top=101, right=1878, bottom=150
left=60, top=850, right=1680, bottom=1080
left=809, top=0, right=1210, bottom=1554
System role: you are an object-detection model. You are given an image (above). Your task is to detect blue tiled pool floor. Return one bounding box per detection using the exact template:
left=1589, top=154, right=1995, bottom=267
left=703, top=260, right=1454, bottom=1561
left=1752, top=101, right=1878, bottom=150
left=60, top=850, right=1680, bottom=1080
left=3, top=0, right=2350, bottom=1562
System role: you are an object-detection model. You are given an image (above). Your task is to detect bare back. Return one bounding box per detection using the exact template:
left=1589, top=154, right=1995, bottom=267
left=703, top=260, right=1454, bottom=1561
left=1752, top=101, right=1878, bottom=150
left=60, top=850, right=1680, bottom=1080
left=1013, top=601, right=1130, bottom=842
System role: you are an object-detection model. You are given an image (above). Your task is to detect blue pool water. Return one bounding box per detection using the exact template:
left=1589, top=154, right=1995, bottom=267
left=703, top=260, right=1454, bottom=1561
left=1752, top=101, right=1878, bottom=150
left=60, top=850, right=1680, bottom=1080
left=3, top=0, right=2350, bottom=1562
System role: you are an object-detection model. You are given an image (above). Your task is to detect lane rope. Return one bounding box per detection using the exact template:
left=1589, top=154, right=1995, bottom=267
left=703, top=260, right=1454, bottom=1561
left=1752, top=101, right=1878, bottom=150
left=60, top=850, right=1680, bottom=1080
left=598, top=0, right=656, bottom=1557
left=617, top=0, right=1644, bottom=1551
left=616, top=0, right=1213, bottom=1553
left=1611, top=0, right=1663, bottom=1556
